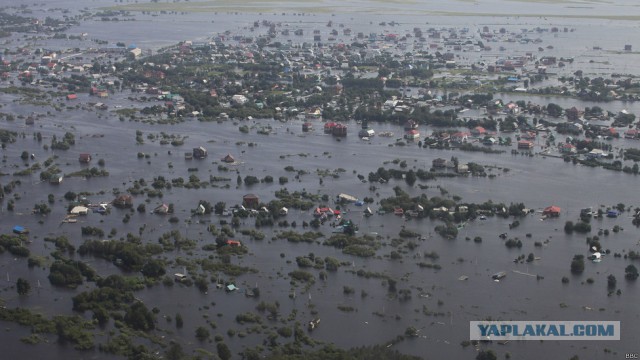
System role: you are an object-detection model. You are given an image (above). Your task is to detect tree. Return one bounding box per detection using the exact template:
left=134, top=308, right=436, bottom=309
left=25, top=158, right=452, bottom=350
left=92, top=306, right=109, bottom=326
left=124, top=302, right=155, bottom=331
left=476, top=350, right=497, bottom=360
left=175, top=313, right=184, bottom=328
left=243, top=175, right=259, bottom=186
left=217, top=342, right=232, bottom=360
left=625, top=265, right=639, bottom=280
left=141, top=259, right=166, bottom=278
left=573, top=221, right=591, bottom=233
left=16, top=278, right=30, bottom=295
left=195, top=326, right=210, bottom=341
left=214, top=201, right=226, bottom=215
left=64, top=191, right=77, bottom=201
left=607, top=274, right=617, bottom=290
left=546, top=103, right=563, bottom=117
left=570, top=255, right=585, bottom=274
left=165, top=341, right=185, bottom=360
left=405, top=170, right=416, bottom=186
left=564, top=221, right=574, bottom=234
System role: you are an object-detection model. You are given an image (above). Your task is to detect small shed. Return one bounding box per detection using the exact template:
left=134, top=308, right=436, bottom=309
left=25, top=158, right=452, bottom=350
left=13, top=225, right=28, bottom=234
left=243, top=194, right=260, bottom=209
left=70, top=206, right=89, bottom=215
left=153, top=204, right=169, bottom=214
left=543, top=206, right=561, bottom=217
left=221, top=153, right=235, bottom=163
left=338, top=193, right=357, bottom=203
left=79, top=153, right=92, bottom=163
left=226, top=240, right=241, bottom=247
left=192, top=146, right=207, bottom=159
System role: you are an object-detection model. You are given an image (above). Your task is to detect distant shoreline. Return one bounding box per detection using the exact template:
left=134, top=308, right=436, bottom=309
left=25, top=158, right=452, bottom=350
left=104, top=1, right=640, bottom=21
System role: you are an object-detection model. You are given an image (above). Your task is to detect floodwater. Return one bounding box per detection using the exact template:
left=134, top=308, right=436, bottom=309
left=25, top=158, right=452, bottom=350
left=1, top=1, right=640, bottom=359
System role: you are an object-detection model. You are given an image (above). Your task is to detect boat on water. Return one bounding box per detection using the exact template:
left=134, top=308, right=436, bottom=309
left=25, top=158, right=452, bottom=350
left=12, top=226, right=29, bottom=234
left=308, top=318, right=320, bottom=331
left=492, top=271, right=507, bottom=280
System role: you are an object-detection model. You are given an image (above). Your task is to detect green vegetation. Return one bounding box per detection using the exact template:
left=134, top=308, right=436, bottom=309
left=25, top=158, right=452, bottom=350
left=16, top=278, right=30, bottom=295
left=571, top=255, right=585, bottom=274
left=276, top=231, right=323, bottom=243
left=323, top=234, right=379, bottom=257
left=626, top=265, right=639, bottom=280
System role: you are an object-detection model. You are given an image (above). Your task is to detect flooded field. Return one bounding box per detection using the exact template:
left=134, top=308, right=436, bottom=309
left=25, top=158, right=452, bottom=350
left=0, top=1, right=639, bottom=360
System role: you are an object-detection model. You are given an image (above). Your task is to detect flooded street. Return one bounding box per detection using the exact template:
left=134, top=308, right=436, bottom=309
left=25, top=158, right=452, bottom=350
left=0, top=1, right=639, bottom=359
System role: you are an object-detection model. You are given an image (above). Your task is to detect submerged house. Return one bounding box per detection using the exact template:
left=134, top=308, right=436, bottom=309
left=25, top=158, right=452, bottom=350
left=332, top=123, right=347, bottom=137
left=195, top=204, right=206, bottom=215
left=432, top=158, right=448, bottom=168
left=153, top=203, right=170, bottom=214
left=404, top=129, right=420, bottom=140
left=543, top=205, right=561, bottom=217
left=517, top=140, right=533, bottom=150
left=49, top=174, right=64, bottom=184
left=70, top=206, right=89, bottom=215
left=79, top=153, right=92, bottom=163
left=337, top=193, right=358, bottom=203
left=404, top=119, right=418, bottom=131
left=221, top=153, right=235, bottom=163
left=358, top=128, right=375, bottom=138
left=193, top=146, right=207, bottom=159
left=226, top=240, right=241, bottom=247
left=324, top=122, right=337, bottom=134
left=243, top=194, right=260, bottom=209
left=450, top=131, right=470, bottom=144
left=113, top=194, right=133, bottom=208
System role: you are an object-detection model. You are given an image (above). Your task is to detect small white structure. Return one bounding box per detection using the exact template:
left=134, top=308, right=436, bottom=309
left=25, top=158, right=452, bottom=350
left=70, top=206, right=89, bottom=215
left=338, top=193, right=357, bottom=203
left=231, top=94, right=248, bottom=105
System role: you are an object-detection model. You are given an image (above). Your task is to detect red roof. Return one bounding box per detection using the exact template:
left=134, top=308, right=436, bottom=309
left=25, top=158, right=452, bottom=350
left=66, top=94, right=77, bottom=100
left=324, top=122, right=337, bottom=129
left=543, top=206, right=561, bottom=214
